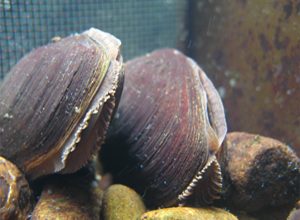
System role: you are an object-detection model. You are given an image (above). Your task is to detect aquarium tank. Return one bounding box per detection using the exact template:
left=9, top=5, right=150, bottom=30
left=0, top=1, right=299, bottom=219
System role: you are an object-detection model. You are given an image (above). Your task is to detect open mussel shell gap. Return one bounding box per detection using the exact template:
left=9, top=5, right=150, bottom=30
left=0, top=28, right=124, bottom=180
left=101, top=49, right=227, bottom=208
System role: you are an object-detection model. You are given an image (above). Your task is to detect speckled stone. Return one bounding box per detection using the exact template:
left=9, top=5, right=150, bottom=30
left=140, top=207, right=238, bottom=220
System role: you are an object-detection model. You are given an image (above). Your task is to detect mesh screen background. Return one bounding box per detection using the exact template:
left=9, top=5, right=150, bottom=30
left=0, top=0, right=187, bottom=80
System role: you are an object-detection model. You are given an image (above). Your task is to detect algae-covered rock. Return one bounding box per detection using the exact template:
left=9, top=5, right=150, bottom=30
left=140, top=207, right=237, bottom=220
left=221, top=132, right=300, bottom=213
left=191, top=0, right=300, bottom=156
left=101, top=184, right=146, bottom=220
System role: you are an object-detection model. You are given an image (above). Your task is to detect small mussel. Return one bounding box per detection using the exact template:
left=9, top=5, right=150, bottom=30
left=0, top=156, right=32, bottom=220
left=101, top=49, right=227, bottom=208
left=0, top=28, right=124, bottom=179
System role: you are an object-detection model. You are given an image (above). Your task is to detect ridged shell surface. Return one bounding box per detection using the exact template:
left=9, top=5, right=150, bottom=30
left=101, top=49, right=226, bottom=207
left=0, top=28, right=124, bottom=179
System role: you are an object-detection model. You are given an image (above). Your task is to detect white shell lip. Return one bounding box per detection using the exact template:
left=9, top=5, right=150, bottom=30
left=84, top=28, right=122, bottom=61
left=60, top=61, right=123, bottom=173
left=56, top=28, right=123, bottom=173
left=177, top=155, right=222, bottom=206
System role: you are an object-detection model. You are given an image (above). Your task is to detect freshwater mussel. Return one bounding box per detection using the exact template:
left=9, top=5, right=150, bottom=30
left=101, top=49, right=227, bottom=208
left=0, top=28, right=124, bottom=179
left=0, top=156, right=32, bottom=220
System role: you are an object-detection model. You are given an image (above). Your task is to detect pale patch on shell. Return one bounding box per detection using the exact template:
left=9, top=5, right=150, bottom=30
left=84, top=28, right=121, bottom=61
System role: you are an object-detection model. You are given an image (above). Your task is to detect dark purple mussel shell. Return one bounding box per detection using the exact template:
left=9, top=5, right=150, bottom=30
left=0, top=28, right=124, bottom=179
left=101, top=49, right=227, bottom=208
